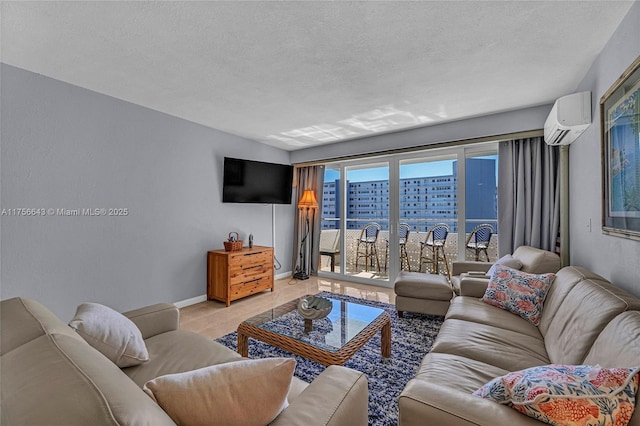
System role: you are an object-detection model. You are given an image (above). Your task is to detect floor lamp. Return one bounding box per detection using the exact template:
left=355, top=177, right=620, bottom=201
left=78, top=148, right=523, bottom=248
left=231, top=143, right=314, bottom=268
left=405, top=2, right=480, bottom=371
left=293, top=189, right=318, bottom=281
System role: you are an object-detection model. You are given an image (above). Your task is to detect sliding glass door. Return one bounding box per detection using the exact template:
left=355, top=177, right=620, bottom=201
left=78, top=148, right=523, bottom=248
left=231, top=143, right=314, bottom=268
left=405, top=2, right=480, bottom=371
left=319, top=165, right=342, bottom=274
left=318, top=143, right=498, bottom=286
left=399, top=156, right=457, bottom=275
left=464, top=152, right=498, bottom=261
left=319, top=162, right=393, bottom=284
left=344, top=163, right=390, bottom=282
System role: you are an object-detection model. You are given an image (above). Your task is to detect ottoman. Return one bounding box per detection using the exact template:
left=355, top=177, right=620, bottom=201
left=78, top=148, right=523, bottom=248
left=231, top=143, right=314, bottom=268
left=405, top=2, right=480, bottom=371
left=394, top=272, right=453, bottom=317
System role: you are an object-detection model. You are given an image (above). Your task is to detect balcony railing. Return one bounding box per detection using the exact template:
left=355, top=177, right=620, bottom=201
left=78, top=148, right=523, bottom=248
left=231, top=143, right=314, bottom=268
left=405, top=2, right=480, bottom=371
left=319, top=219, right=498, bottom=280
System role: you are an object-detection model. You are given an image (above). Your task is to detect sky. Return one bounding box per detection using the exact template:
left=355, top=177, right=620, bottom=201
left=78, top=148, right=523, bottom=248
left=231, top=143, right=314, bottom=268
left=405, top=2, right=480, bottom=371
left=324, top=155, right=497, bottom=183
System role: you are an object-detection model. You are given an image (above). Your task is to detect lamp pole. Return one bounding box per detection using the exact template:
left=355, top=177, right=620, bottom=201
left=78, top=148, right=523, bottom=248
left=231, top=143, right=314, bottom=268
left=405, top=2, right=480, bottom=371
left=294, top=189, right=318, bottom=281
left=294, top=208, right=311, bottom=280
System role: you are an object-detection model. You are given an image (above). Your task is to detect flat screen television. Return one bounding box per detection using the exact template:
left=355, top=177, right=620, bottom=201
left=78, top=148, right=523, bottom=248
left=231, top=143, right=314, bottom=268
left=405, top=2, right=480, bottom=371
left=222, top=157, right=293, bottom=204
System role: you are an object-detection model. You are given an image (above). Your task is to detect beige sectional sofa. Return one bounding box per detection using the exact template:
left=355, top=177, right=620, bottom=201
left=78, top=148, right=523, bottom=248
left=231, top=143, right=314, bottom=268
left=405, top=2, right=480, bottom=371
left=0, top=297, right=368, bottom=425
left=450, top=245, right=562, bottom=297
left=399, top=265, right=640, bottom=425
left=394, top=246, right=561, bottom=318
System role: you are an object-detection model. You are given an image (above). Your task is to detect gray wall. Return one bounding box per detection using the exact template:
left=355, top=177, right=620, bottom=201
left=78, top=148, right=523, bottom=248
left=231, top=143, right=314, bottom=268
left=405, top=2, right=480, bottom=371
left=1, top=64, right=294, bottom=320
left=570, top=1, right=640, bottom=297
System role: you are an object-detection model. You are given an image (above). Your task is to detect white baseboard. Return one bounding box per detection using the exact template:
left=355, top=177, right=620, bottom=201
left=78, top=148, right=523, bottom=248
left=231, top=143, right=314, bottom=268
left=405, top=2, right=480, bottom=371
left=174, top=271, right=292, bottom=308
left=275, top=270, right=292, bottom=280
left=174, top=294, right=207, bottom=308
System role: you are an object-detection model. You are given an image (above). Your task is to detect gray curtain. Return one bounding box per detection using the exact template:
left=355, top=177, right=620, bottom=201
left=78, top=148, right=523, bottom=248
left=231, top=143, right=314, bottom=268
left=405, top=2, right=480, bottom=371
left=292, top=165, right=325, bottom=277
left=498, top=137, right=560, bottom=256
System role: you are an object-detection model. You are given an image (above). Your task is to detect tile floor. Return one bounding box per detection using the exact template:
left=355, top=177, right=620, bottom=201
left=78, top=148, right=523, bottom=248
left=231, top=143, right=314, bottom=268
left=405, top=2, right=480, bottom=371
left=179, top=276, right=396, bottom=339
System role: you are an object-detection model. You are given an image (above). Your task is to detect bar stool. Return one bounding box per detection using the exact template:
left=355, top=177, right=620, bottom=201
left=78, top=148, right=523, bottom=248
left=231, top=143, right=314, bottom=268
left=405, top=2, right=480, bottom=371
left=384, top=223, right=411, bottom=272
left=419, top=223, right=450, bottom=277
left=355, top=222, right=381, bottom=272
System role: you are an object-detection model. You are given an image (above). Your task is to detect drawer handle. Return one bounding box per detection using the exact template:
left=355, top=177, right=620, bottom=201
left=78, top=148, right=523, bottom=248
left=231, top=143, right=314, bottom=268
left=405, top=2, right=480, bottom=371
left=243, top=252, right=264, bottom=257
left=244, top=264, right=263, bottom=270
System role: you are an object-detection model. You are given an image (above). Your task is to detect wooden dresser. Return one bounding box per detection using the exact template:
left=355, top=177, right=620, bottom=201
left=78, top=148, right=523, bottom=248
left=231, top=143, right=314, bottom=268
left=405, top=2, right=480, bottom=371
left=207, top=246, right=274, bottom=306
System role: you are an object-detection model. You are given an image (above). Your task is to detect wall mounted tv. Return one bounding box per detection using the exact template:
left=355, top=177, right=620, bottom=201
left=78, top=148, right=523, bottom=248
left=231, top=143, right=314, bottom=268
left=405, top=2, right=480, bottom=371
left=222, top=157, right=293, bottom=204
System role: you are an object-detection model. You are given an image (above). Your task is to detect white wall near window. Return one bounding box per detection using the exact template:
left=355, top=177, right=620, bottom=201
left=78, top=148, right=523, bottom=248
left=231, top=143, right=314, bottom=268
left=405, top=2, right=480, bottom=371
left=570, top=2, right=640, bottom=297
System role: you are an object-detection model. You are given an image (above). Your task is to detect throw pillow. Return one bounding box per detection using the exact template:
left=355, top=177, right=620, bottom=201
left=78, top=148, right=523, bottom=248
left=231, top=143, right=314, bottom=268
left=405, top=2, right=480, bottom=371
left=481, top=265, right=555, bottom=326
left=473, top=364, right=640, bottom=426
left=143, top=358, right=296, bottom=426
left=487, top=254, right=524, bottom=277
left=68, top=302, right=149, bottom=367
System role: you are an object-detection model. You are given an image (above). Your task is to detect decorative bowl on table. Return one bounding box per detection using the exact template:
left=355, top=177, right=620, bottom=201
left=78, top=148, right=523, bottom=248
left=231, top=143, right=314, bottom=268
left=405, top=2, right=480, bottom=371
left=297, top=296, right=332, bottom=320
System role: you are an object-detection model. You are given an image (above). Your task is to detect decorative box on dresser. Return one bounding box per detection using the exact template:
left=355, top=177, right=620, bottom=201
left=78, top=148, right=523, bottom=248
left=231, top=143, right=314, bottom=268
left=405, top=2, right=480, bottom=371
left=207, top=246, right=274, bottom=306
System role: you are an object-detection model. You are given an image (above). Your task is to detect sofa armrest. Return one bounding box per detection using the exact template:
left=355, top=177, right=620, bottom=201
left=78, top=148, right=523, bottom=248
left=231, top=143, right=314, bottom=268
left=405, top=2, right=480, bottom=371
left=458, top=274, right=491, bottom=297
left=122, top=303, right=179, bottom=339
left=451, top=261, right=493, bottom=277
left=271, top=365, right=368, bottom=426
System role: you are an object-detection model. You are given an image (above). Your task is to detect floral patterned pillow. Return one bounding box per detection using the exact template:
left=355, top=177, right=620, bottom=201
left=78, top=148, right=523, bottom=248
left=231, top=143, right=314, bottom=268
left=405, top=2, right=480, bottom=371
left=481, top=265, right=555, bottom=326
left=473, top=364, right=640, bottom=426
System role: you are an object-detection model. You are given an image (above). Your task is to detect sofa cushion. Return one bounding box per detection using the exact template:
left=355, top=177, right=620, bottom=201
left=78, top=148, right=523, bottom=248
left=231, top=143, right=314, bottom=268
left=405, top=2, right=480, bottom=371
left=584, top=311, right=640, bottom=368
left=1, top=297, right=83, bottom=355
left=584, top=313, right=640, bottom=426
left=474, top=364, right=640, bottom=426
left=124, top=329, right=310, bottom=404
left=144, top=358, right=295, bottom=426
left=481, top=265, right=555, bottom=326
left=0, top=333, right=173, bottom=426
left=512, top=245, right=560, bottom=274
left=445, top=296, right=541, bottom=338
left=537, top=266, right=598, bottom=336
left=487, top=254, right=523, bottom=276
left=394, top=272, right=453, bottom=300
left=69, top=302, right=149, bottom=368
left=122, top=303, right=180, bottom=339
left=123, top=329, right=243, bottom=387
left=430, top=318, right=549, bottom=371
left=399, top=353, right=543, bottom=426
left=543, top=278, right=640, bottom=365
left=453, top=273, right=492, bottom=297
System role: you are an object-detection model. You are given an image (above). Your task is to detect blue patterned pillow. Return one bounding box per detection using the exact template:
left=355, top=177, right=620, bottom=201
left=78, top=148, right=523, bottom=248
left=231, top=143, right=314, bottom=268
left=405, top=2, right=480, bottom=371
left=481, top=265, right=555, bottom=326
left=473, top=364, right=640, bottom=426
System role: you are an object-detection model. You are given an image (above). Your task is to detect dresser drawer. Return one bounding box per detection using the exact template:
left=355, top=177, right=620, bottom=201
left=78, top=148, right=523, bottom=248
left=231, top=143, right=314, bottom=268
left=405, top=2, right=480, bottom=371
left=229, top=251, right=272, bottom=268
left=229, top=268, right=272, bottom=285
left=230, top=276, right=273, bottom=300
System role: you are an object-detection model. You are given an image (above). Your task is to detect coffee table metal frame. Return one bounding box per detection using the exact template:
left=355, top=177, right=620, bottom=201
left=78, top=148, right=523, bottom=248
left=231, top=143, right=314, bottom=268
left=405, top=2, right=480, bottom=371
left=237, top=297, right=391, bottom=366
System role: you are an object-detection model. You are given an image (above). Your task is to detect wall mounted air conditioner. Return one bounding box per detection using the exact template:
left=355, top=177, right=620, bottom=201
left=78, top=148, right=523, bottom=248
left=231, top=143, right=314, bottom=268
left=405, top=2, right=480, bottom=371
left=544, top=91, right=592, bottom=146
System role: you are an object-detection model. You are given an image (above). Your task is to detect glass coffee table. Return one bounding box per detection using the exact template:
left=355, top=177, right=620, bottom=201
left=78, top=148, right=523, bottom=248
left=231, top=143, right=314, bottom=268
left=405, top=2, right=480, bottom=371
left=237, top=295, right=391, bottom=366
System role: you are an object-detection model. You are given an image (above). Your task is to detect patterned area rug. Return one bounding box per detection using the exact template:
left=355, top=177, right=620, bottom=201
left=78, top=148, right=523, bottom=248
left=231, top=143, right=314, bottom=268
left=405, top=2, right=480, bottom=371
left=216, top=291, right=444, bottom=426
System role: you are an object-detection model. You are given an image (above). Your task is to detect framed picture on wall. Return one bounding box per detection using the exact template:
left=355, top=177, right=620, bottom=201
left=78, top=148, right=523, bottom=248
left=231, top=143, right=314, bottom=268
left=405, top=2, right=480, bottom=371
left=601, top=55, right=640, bottom=240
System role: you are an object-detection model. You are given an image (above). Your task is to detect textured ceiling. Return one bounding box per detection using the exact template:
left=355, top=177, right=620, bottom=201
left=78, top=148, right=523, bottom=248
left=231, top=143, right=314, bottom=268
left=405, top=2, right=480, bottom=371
left=1, top=1, right=634, bottom=151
